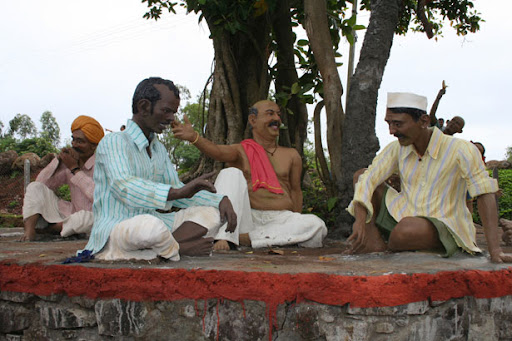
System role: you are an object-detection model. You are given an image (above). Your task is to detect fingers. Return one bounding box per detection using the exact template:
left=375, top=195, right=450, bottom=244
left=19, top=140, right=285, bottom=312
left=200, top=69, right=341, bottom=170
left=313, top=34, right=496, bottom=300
left=184, top=115, right=191, bottom=125
left=199, top=171, right=217, bottom=181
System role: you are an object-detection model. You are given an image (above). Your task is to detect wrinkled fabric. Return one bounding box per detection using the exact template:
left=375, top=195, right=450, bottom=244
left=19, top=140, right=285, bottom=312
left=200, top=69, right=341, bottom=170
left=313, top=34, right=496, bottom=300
left=71, top=115, right=104, bottom=144
left=241, top=139, right=283, bottom=194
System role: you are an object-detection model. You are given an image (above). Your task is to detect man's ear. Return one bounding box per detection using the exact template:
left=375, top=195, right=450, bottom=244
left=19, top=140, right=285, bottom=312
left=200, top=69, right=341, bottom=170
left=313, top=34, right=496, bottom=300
left=136, top=99, right=151, bottom=116
left=248, top=114, right=257, bottom=126
left=420, top=114, right=429, bottom=128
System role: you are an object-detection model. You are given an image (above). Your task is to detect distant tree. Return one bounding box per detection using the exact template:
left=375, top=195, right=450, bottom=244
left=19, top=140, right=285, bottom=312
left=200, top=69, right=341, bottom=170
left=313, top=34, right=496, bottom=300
left=506, top=146, right=512, bottom=163
left=7, top=114, right=37, bottom=140
left=0, top=120, right=4, bottom=138
left=40, top=111, right=61, bottom=147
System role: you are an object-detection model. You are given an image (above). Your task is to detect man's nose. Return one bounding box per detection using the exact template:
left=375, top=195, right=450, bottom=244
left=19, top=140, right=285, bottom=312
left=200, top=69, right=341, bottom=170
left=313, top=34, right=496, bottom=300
left=389, top=125, right=396, bottom=134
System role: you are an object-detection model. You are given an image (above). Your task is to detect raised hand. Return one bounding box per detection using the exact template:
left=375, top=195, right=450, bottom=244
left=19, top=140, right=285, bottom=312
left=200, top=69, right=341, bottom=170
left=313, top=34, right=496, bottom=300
left=172, top=115, right=197, bottom=142
left=58, top=147, right=79, bottom=170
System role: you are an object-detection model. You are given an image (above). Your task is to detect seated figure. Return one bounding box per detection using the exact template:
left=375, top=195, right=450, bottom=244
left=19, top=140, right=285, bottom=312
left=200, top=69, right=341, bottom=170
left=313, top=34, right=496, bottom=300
left=172, top=99, right=327, bottom=250
left=21, top=115, right=104, bottom=241
left=82, top=77, right=236, bottom=261
left=346, top=92, right=511, bottom=264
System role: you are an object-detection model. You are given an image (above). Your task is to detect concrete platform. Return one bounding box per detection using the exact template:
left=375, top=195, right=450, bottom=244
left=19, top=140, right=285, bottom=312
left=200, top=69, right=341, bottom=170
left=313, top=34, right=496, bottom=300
left=2, top=227, right=512, bottom=340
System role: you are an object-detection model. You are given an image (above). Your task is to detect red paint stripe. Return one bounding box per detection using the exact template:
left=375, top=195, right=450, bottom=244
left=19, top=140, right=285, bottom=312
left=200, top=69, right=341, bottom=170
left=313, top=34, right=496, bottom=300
left=1, top=263, right=512, bottom=308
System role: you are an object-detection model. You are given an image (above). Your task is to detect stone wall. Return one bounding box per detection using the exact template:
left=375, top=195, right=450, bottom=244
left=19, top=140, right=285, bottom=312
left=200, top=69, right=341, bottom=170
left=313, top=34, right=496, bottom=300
left=2, top=290, right=512, bottom=341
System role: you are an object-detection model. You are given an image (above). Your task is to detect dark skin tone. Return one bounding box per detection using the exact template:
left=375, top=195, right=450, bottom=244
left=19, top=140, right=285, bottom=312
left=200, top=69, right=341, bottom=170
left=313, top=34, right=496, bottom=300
left=19, top=129, right=97, bottom=241
left=347, top=110, right=512, bottom=263
left=133, top=84, right=236, bottom=256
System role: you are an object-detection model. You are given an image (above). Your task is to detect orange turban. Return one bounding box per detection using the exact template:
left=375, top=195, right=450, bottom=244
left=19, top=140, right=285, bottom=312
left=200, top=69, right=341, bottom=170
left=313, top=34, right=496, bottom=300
left=71, top=115, right=105, bottom=144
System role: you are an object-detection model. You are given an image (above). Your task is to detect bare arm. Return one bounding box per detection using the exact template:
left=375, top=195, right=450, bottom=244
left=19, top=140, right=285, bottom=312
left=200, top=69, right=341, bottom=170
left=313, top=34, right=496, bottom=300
left=477, top=193, right=512, bottom=263
left=347, top=201, right=370, bottom=252
left=172, top=115, right=240, bottom=164
left=429, top=81, right=447, bottom=126
left=289, top=150, right=303, bottom=213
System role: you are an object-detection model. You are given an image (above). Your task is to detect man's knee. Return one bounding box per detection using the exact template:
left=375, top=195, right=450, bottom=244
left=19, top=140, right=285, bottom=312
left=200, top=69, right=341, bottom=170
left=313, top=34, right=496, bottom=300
left=388, top=217, right=417, bottom=251
left=216, top=167, right=245, bottom=185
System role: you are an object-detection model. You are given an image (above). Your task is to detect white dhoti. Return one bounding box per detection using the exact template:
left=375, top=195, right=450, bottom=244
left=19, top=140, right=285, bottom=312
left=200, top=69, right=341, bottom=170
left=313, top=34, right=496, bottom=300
left=22, top=182, right=93, bottom=237
left=96, top=207, right=225, bottom=261
left=214, top=168, right=327, bottom=248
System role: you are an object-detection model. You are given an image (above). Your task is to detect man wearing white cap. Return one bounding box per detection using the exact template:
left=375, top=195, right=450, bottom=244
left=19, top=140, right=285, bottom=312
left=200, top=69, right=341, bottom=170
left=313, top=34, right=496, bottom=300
left=346, top=92, right=511, bottom=263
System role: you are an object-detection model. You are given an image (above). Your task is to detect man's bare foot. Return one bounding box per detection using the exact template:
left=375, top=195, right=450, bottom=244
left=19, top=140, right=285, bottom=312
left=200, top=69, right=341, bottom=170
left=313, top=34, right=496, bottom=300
left=19, top=227, right=36, bottom=242
left=500, top=218, right=512, bottom=246
left=239, top=233, right=251, bottom=247
left=213, top=240, right=230, bottom=251
left=179, top=237, right=214, bottom=256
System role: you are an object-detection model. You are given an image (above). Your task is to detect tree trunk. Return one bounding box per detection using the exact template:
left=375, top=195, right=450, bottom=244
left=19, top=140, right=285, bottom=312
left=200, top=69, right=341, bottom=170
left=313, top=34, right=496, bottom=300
left=272, top=0, right=308, bottom=156
left=303, top=0, right=344, bottom=185
left=335, top=0, right=401, bottom=236
left=195, top=12, right=273, bottom=173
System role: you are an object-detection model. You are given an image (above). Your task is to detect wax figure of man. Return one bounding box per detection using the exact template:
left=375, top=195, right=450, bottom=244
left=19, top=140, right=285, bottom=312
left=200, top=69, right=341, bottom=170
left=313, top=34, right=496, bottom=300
left=443, top=115, right=465, bottom=136
left=21, top=115, right=104, bottom=241
left=172, top=100, right=327, bottom=251
left=82, top=77, right=237, bottom=261
left=346, top=92, right=512, bottom=263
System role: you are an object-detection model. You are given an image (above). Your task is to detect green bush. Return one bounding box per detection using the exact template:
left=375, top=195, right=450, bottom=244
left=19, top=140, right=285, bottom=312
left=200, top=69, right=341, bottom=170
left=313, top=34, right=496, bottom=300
left=497, top=169, right=512, bottom=220
left=0, top=136, right=59, bottom=157
left=473, top=169, right=512, bottom=222
left=55, top=184, right=71, bottom=201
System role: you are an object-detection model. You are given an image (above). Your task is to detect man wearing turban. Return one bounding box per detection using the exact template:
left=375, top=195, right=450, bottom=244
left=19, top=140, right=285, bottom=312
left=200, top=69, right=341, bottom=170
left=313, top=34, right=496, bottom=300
left=20, top=115, right=104, bottom=241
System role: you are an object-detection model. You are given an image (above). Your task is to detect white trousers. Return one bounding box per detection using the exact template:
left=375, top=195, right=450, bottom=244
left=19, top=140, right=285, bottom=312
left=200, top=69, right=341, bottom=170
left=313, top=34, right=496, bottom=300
left=22, top=182, right=93, bottom=237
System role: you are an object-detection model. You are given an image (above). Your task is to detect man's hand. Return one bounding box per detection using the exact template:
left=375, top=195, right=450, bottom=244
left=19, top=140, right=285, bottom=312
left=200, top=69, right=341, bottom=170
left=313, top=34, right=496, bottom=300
left=167, top=171, right=217, bottom=201
left=219, top=196, right=237, bottom=233
left=346, top=220, right=367, bottom=253
left=58, top=147, right=79, bottom=170
left=172, top=115, right=197, bottom=142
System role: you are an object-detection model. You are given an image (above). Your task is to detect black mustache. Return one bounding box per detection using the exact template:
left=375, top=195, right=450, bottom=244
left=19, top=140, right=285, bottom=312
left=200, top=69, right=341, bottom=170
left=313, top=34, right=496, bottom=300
left=394, top=134, right=405, bottom=139
left=269, top=121, right=280, bottom=127
left=73, top=147, right=83, bottom=154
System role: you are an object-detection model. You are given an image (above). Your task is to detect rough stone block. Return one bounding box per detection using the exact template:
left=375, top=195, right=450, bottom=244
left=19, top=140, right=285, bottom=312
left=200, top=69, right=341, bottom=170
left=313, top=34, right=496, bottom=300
left=375, top=322, right=394, bottom=334
left=0, top=302, right=32, bottom=333
left=0, top=291, right=35, bottom=303
left=347, top=301, right=429, bottom=316
left=36, top=301, right=96, bottom=329
left=95, top=299, right=147, bottom=336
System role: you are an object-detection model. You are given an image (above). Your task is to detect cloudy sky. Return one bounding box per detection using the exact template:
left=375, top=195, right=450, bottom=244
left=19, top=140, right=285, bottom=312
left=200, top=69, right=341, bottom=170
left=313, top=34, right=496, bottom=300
left=0, top=1, right=510, bottom=161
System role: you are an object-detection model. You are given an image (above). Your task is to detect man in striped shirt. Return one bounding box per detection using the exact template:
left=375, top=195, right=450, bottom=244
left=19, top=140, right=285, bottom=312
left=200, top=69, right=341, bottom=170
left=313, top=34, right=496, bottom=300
left=346, top=92, right=511, bottom=263
left=83, top=77, right=237, bottom=261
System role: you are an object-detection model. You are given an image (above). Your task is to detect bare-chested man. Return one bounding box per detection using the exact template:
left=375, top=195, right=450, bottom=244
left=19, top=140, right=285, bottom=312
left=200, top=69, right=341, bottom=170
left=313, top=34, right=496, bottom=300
left=173, top=100, right=327, bottom=250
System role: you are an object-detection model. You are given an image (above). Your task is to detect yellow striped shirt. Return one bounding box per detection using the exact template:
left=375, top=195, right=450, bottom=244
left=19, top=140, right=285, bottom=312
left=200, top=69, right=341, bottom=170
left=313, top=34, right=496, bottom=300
left=347, top=127, right=498, bottom=254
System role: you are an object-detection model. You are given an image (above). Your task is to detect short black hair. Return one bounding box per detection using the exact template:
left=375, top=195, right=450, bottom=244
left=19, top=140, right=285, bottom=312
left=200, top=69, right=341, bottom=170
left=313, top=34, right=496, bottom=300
left=388, top=107, right=427, bottom=122
left=132, top=77, right=180, bottom=114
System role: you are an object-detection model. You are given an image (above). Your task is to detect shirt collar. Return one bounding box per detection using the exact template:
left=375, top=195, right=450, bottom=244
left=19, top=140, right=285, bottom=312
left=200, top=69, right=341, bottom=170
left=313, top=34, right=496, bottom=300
left=400, top=127, right=442, bottom=161
left=84, top=154, right=95, bottom=170
left=125, top=119, right=154, bottom=151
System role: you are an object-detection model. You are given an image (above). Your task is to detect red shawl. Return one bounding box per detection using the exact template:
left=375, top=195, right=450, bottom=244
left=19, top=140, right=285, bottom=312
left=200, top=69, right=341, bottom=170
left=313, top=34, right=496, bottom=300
left=241, top=139, right=284, bottom=194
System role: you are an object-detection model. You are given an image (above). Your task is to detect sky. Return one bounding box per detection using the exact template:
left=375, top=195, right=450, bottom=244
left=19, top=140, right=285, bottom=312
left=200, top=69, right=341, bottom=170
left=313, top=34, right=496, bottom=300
left=0, top=1, right=510, bottom=161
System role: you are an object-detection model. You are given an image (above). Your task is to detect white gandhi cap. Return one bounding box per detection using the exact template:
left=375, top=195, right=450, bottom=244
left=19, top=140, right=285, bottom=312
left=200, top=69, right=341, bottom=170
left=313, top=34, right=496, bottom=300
left=387, top=92, right=428, bottom=111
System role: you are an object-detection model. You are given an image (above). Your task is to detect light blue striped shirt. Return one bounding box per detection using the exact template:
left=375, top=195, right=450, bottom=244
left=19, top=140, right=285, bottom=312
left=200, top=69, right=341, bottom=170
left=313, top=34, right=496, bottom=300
left=83, top=119, right=223, bottom=254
